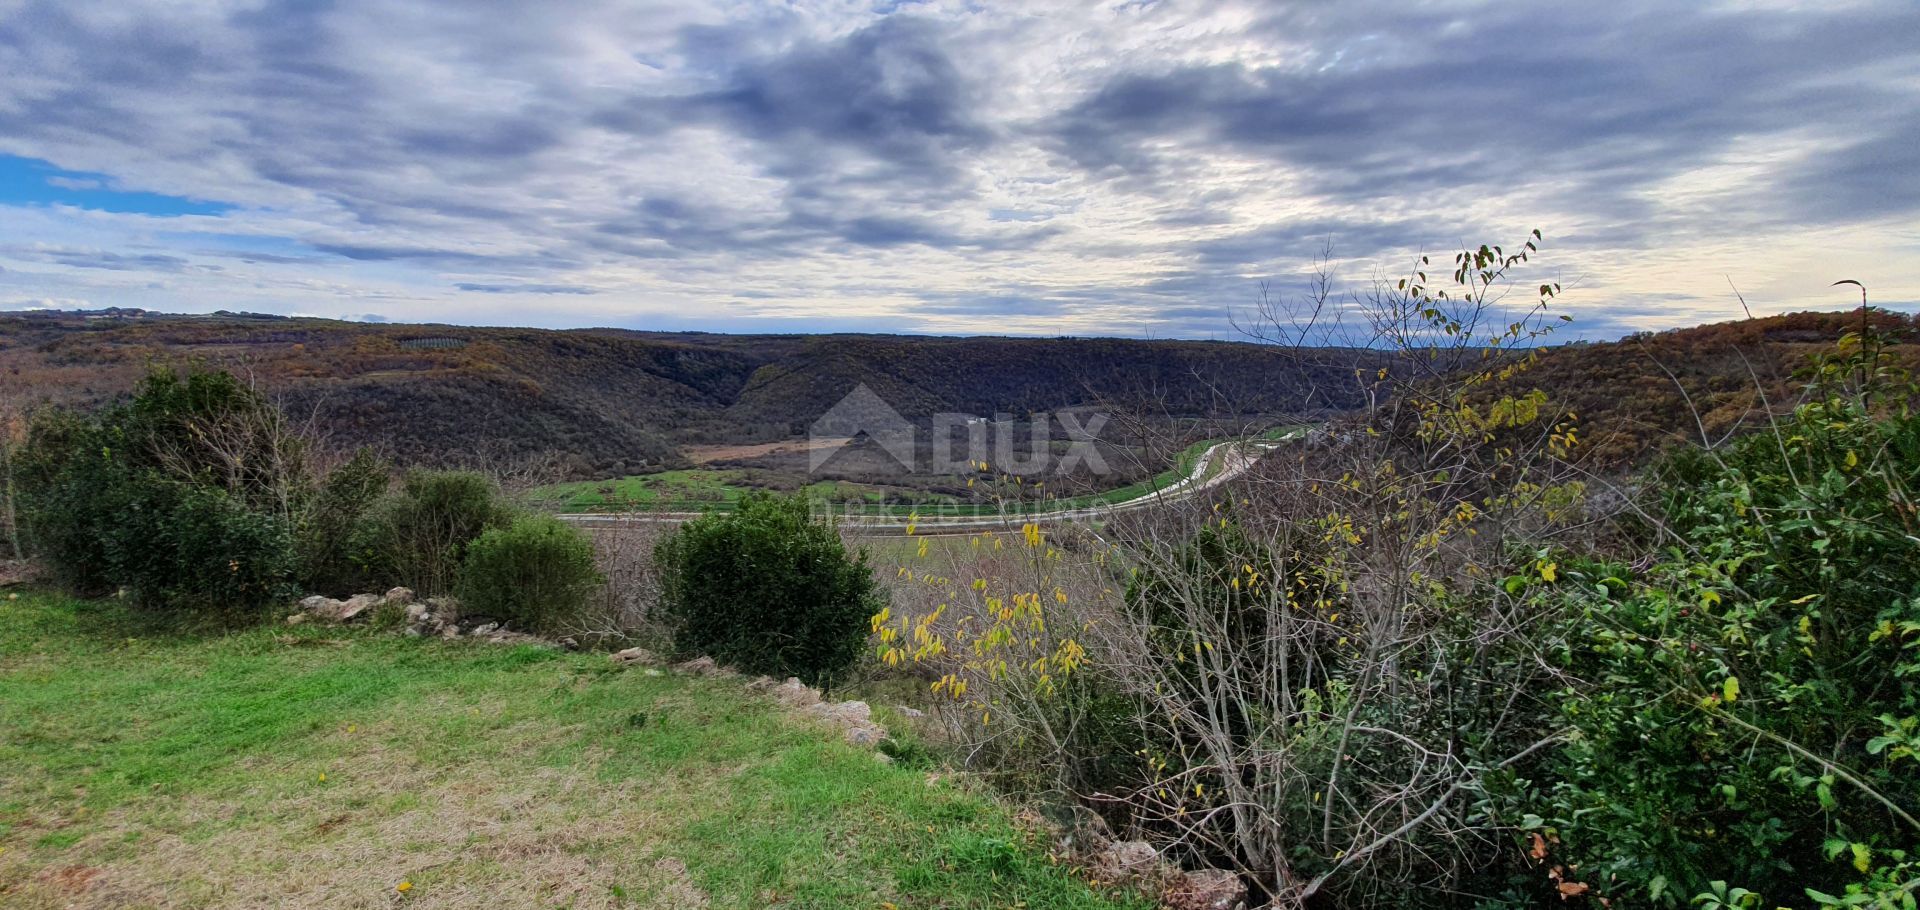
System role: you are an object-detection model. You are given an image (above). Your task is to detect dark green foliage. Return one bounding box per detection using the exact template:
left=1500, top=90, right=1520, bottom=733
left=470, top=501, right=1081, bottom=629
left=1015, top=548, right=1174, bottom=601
left=654, top=492, right=883, bottom=688
left=297, top=449, right=391, bottom=595
left=15, top=367, right=303, bottom=611
left=14, top=408, right=117, bottom=593
left=355, top=469, right=514, bottom=595
left=456, top=514, right=603, bottom=633
left=1512, top=338, right=1920, bottom=907
left=138, top=486, right=296, bottom=609
left=876, top=734, right=938, bottom=770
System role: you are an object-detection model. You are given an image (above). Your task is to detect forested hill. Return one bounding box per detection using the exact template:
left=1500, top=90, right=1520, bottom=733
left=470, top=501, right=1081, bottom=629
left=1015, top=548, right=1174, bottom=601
left=1493, top=308, right=1920, bottom=467
left=0, top=310, right=1386, bottom=477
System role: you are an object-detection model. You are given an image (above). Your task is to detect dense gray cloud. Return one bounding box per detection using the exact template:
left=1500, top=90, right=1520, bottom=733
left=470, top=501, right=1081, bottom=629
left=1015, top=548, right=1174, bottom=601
left=1048, top=2, right=1920, bottom=229
left=0, top=0, right=1915, bottom=338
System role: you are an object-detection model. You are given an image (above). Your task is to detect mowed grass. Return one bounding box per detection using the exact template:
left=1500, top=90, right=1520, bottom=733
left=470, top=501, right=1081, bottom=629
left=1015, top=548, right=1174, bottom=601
left=0, top=592, right=1143, bottom=910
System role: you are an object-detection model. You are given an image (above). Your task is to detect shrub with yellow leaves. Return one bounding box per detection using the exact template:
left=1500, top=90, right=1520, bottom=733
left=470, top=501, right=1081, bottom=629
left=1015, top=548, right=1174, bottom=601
left=876, top=517, right=1125, bottom=792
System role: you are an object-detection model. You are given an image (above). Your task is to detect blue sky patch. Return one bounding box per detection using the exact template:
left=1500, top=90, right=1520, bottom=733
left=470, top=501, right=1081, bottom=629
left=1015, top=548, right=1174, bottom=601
left=0, top=154, right=232, bottom=216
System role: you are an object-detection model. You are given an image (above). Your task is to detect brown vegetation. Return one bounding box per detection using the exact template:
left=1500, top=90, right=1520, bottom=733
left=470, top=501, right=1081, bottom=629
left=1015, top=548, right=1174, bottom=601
left=0, top=310, right=1388, bottom=482
left=1479, top=308, right=1920, bottom=466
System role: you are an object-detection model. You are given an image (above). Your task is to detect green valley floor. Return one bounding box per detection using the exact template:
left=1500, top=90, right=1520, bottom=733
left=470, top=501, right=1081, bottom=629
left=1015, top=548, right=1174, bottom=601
left=0, top=593, right=1143, bottom=910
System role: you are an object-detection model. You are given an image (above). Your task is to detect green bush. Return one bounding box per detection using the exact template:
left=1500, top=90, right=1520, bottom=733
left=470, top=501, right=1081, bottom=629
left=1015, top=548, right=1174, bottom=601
left=296, top=449, right=391, bottom=595
left=654, top=491, right=883, bottom=688
left=355, top=469, right=513, bottom=595
left=136, top=485, right=296, bottom=609
left=456, top=514, right=603, bottom=633
left=1511, top=340, right=1920, bottom=907
left=16, top=368, right=304, bottom=612
left=14, top=408, right=120, bottom=594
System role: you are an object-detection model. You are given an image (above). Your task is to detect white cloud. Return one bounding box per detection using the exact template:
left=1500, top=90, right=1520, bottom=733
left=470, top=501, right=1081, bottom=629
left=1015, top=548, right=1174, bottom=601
left=0, top=0, right=1915, bottom=337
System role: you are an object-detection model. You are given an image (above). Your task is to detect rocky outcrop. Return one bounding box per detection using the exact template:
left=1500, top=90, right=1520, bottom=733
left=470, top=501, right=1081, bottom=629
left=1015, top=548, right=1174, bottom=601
left=740, top=674, right=889, bottom=748
left=289, top=588, right=550, bottom=647
left=297, top=590, right=403, bottom=624
left=1163, top=868, right=1247, bottom=910
left=1091, top=841, right=1163, bottom=882
left=803, top=698, right=887, bottom=746
left=1087, top=841, right=1246, bottom=910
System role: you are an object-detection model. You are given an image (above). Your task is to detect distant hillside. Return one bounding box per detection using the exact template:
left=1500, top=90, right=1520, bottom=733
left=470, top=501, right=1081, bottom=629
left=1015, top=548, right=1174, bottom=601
left=0, top=311, right=1387, bottom=478
left=716, top=334, right=1371, bottom=435
left=1491, top=308, right=1919, bottom=467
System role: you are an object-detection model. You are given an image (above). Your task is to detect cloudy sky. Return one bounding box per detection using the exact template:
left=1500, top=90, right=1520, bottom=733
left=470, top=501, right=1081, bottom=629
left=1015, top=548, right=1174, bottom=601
left=1, top=1, right=1916, bottom=339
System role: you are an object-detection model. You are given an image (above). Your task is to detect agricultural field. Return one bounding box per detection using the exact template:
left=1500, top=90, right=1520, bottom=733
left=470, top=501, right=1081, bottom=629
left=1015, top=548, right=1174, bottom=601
left=537, top=426, right=1313, bottom=517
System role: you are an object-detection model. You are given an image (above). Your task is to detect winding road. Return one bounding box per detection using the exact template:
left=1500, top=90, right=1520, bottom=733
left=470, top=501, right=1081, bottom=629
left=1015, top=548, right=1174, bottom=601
left=558, top=431, right=1303, bottom=537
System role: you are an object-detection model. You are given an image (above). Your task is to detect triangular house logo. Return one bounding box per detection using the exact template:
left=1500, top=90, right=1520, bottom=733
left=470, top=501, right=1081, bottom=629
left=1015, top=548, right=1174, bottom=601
left=809, top=383, right=917, bottom=472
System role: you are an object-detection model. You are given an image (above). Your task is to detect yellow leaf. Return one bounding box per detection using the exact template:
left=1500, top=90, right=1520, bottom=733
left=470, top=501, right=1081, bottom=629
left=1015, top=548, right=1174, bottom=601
left=1722, top=676, right=1739, bottom=703
left=1540, top=562, right=1557, bottom=583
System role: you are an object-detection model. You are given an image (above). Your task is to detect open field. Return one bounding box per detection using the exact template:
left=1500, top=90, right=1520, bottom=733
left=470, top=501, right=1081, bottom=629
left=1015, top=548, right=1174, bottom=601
left=0, top=593, right=1143, bottom=910
left=681, top=438, right=849, bottom=465
left=538, top=426, right=1314, bottom=519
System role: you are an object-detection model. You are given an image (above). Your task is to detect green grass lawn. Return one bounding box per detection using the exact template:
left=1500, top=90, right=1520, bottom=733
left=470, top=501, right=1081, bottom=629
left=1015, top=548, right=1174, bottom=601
left=0, top=592, right=1143, bottom=910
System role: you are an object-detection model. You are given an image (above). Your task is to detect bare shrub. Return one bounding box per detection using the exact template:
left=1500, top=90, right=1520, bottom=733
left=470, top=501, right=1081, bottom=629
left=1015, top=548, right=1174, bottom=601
left=881, top=234, right=1594, bottom=906
left=557, top=512, right=672, bottom=647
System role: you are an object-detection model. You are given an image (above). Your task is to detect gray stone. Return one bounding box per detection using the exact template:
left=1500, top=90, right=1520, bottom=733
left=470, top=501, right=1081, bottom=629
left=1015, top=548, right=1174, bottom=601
left=673, top=656, right=718, bottom=675
left=1164, top=868, right=1246, bottom=910
left=1092, top=841, right=1163, bottom=882
left=383, top=586, right=415, bottom=606
left=808, top=701, right=872, bottom=725
left=772, top=677, right=822, bottom=708
left=611, top=646, right=656, bottom=666
left=336, top=593, right=381, bottom=622
left=805, top=700, right=885, bottom=748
